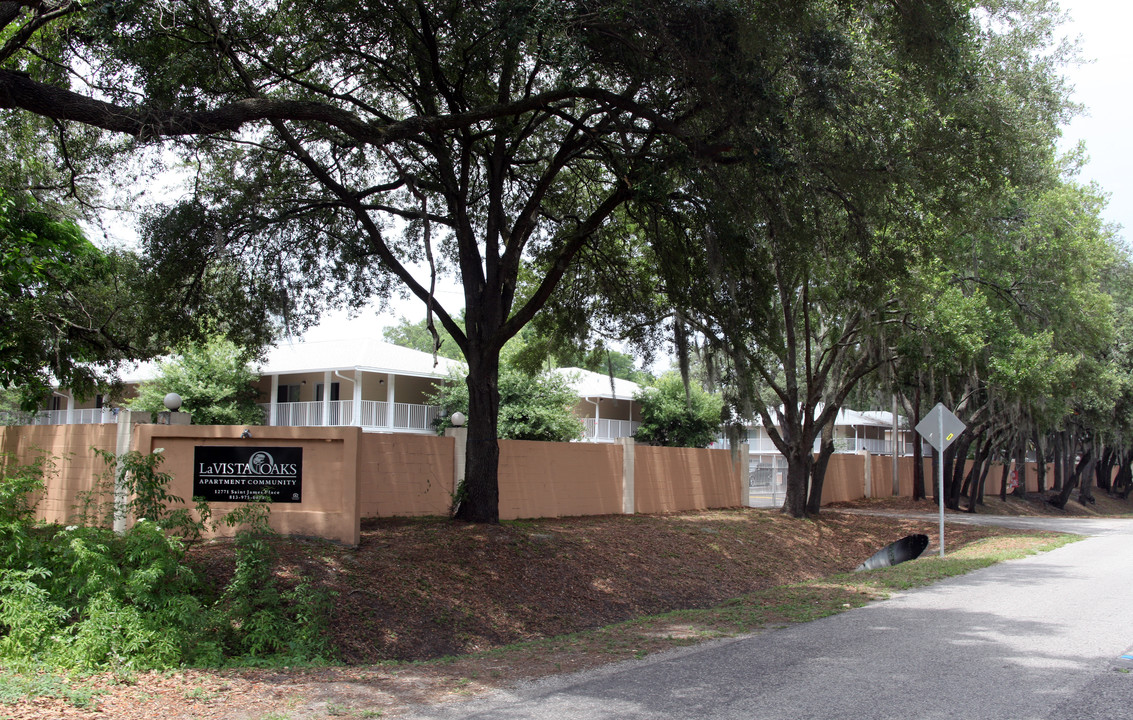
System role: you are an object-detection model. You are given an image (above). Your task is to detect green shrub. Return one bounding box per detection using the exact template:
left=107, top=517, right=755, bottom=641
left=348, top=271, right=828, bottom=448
left=633, top=373, right=724, bottom=448
left=0, top=450, right=334, bottom=673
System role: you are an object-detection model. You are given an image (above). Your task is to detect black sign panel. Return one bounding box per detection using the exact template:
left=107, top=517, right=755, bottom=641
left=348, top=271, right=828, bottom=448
left=193, top=446, right=303, bottom=503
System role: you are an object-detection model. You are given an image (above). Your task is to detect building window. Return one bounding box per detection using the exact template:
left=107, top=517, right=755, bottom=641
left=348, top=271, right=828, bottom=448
left=95, top=394, right=104, bottom=409
left=315, top=382, right=340, bottom=402
left=277, top=384, right=301, bottom=403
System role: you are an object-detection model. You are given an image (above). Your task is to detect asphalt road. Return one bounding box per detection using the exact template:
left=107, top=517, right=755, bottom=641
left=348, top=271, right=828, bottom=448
left=406, top=516, right=1133, bottom=720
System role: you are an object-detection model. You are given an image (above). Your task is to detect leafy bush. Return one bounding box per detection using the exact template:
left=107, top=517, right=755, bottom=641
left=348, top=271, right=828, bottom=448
left=634, top=373, right=724, bottom=448
left=430, top=365, right=584, bottom=441
left=128, top=336, right=264, bottom=426
left=0, top=451, right=334, bottom=672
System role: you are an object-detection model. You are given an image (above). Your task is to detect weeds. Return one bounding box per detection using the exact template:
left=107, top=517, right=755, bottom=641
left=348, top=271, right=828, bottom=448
left=0, top=668, right=103, bottom=709
left=0, top=450, right=335, bottom=683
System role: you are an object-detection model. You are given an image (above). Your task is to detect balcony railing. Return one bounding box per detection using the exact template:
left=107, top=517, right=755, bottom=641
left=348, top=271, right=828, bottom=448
left=824, top=437, right=892, bottom=454
left=0, top=408, right=119, bottom=426
left=582, top=418, right=640, bottom=442
left=261, top=401, right=442, bottom=432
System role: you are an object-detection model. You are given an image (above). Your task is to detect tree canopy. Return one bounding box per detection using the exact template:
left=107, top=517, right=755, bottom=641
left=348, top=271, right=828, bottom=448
left=1, top=0, right=1122, bottom=519
left=384, top=313, right=648, bottom=382
left=0, top=189, right=160, bottom=406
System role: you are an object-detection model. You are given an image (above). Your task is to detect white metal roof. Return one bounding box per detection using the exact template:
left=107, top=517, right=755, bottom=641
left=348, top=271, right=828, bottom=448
left=553, top=367, right=642, bottom=401
left=858, top=410, right=909, bottom=429
left=747, top=404, right=894, bottom=428
left=97, top=337, right=463, bottom=386
left=255, top=337, right=463, bottom=378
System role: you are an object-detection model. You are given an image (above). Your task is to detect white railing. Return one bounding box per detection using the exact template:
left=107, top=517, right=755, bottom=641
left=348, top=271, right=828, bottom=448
left=264, top=400, right=352, bottom=427
left=582, top=418, right=640, bottom=442
left=361, top=400, right=387, bottom=426
left=0, top=408, right=119, bottom=426
left=263, top=401, right=440, bottom=431
left=813, top=437, right=894, bottom=455
left=393, top=402, right=440, bottom=430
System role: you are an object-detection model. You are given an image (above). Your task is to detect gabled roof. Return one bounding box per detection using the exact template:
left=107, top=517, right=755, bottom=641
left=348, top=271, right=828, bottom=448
left=256, top=337, right=463, bottom=378
left=748, top=405, right=894, bottom=428
left=858, top=410, right=910, bottom=429
left=553, top=367, right=642, bottom=401
left=96, top=337, right=463, bottom=387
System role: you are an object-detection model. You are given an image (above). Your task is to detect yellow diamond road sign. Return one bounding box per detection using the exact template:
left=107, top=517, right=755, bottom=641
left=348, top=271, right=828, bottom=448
left=915, top=403, right=966, bottom=453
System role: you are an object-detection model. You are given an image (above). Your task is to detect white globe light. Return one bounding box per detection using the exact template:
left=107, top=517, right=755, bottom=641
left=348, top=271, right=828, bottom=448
left=163, top=393, right=183, bottom=411
left=450, top=411, right=466, bottom=427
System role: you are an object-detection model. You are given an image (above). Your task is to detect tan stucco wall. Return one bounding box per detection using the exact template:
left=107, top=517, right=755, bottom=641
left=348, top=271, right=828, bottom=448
left=133, top=425, right=361, bottom=545
left=870, top=454, right=895, bottom=497
left=1, top=424, right=118, bottom=524
left=819, top=453, right=867, bottom=504
left=859, top=457, right=1053, bottom=500
left=392, top=375, right=442, bottom=405
left=571, top=397, right=639, bottom=422
left=867, top=455, right=931, bottom=498
left=358, top=433, right=455, bottom=517
left=497, top=439, right=623, bottom=519
left=634, top=446, right=742, bottom=514
left=984, top=462, right=1043, bottom=494
left=361, top=372, right=386, bottom=401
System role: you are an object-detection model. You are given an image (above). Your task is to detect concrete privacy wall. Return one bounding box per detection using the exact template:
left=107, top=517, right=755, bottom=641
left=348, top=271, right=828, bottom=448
left=634, top=445, right=743, bottom=514
left=358, top=433, right=455, bottom=517
left=3, top=422, right=746, bottom=544
left=822, top=454, right=1058, bottom=504
left=0, top=424, right=118, bottom=524
left=866, top=456, right=929, bottom=499
left=818, top=454, right=869, bottom=504
left=134, top=425, right=361, bottom=545
left=497, top=439, right=623, bottom=520
left=977, top=461, right=1045, bottom=494
left=8, top=417, right=1105, bottom=541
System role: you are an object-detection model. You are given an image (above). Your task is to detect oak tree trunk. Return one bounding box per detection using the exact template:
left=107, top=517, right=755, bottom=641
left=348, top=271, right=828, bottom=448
left=454, top=352, right=502, bottom=523
left=782, top=448, right=813, bottom=518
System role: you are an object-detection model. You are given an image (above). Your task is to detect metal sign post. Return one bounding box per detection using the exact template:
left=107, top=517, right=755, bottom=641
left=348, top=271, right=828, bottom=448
left=915, top=403, right=967, bottom=557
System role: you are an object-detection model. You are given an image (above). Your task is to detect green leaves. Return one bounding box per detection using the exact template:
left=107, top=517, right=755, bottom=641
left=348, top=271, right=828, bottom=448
left=430, top=366, right=584, bottom=442
left=128, top=336, right=264, bottom=426
left=633, top=373, right=723, bottom=448
left=0, top=451, right=333, bottom=671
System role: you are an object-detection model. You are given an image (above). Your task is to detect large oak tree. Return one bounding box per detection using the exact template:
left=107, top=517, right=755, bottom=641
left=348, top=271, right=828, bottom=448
left=0, top=0, right=774, bottom=521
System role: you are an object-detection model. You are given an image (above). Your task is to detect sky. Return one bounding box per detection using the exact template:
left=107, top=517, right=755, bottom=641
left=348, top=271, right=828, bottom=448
left=1056, top=0, right=1133, bottom=243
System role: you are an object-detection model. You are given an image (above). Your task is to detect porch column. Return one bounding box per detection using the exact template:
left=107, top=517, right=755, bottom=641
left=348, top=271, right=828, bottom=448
left=386, top=374, right=397, bottom=429
left=64, top=393, right=74, bottom=425
left=352, top=369, right=363, bottom=426
left=113, top=409, right=134, bottom=533
left=322, top=371, right=332, bottom=426
left=270, top=374, right=279, bottom=426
